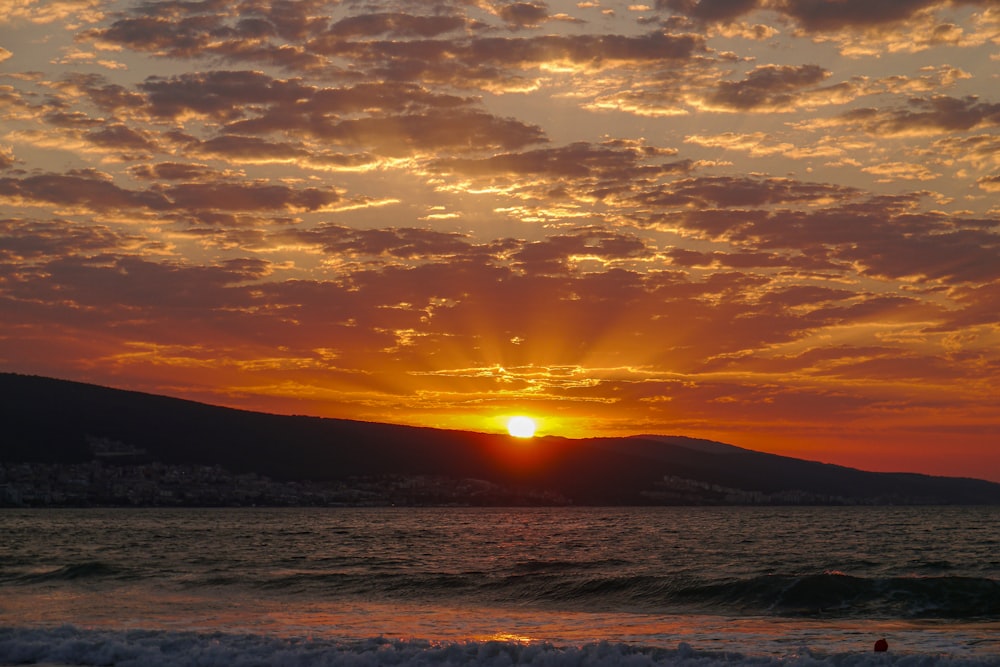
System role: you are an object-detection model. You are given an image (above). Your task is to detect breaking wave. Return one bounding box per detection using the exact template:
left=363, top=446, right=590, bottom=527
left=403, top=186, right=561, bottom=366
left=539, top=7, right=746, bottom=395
left=1, top=626, right=996, bottom=667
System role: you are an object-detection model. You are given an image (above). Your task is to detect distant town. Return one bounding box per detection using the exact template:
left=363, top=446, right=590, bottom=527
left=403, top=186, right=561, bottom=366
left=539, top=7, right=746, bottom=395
left=1, top=438, right=917, bottom=507
left=0, top=460, right=571, bottom=508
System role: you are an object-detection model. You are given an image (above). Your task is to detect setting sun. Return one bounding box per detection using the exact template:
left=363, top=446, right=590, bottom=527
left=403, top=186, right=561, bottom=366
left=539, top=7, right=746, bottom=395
left=506, top=416, right=537, bottom=438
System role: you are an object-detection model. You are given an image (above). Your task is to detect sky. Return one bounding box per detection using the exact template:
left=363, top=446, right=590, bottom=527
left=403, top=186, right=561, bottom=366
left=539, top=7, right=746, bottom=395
left=1, top=0, right=999, bottom=481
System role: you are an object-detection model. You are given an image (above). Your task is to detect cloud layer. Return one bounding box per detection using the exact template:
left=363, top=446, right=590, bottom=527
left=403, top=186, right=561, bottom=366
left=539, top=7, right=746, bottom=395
left=1, top=0, right=999, bottom=479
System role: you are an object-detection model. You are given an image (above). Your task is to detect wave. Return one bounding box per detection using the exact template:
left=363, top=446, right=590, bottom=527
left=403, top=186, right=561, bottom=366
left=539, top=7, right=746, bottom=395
left=9, top=558, right=996, bottom=620
left=0, top=626, right=996, bottom=667
left=674, top=573, right=1000, bottom=619
left=10, top=561, right=137, bottom=583
left=172, top=568, right=1000, bottom=620
left=511, top=558, right=632, bottom=573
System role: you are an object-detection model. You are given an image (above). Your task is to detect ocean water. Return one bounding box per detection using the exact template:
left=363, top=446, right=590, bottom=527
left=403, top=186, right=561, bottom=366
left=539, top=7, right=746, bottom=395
left=1, top=506, right=998, bottom=666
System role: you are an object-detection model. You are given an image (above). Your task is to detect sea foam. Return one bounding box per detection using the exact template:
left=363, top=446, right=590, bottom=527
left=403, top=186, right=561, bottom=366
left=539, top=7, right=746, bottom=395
left=1, top=626, right=996, bottom=667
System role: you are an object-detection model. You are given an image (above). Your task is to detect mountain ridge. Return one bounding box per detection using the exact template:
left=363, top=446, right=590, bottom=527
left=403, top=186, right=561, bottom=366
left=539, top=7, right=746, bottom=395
left=2, top=372, right=999, bottom=505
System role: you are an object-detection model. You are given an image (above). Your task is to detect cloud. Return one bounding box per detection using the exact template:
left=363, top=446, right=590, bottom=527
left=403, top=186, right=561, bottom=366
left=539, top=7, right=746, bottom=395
left=428, top=142, right=694, bottom=208
left=0, top=216, right=140, bottom=260
left=656, top=0, right=760, bottom=23
left=306, top=30, right=709, bottom=94
left=164, top=182, right=341, bottom=213
left=700, top=63, right=829, bottom=111
left=273, top=109, right=545, bottom=155
left=127, top=72, right=545, bottom=156
left=805, top=95, right=1000, bottom=137
left=139, top=71, right=314, bottom=121
left=0, top=170, right=170, bottom=212
left=929, top=134, right=1000, bottom=169
left=84, top=123, right=158, bottom=156
left=86, top=0, right=708, bottom=93
left=277, top=224, right=475, bottom=261
left=656, top=0, right=997, bottom=55
left=39, top=255, right=268, bottom=310
left=711, top=21, right=780, bottom=39
left=129, top=163, right=225, bottom=181
left=463, top=31, right=706, bottom=68
left=778, top=0, right=946, bottom=32
left=673, top=194, right=1000, bottom=284
left=977, top=174, right=1000, bottom=192
left=498, top=3, right=551, bottom=28
left=0, top=170, right=341, bottom=215
left=667, top=247, right=820, bottom=270
left=634, top=175, right=856, bottom=209
left=512, top=229, right=653, bottom=275
left=85, top=9, right=326, bottom=70
left=685, top=132, right=795, bottom=156
left=657, top=0, right=995, bottom=32
left=434, top=141, right=684, bottom=180
left=862, top=161, right=940, bottom=182
left=0, top=146, right=15, bottom=170
left=192, top=135, right=309, bottom=163
left=587, top=60, right=866, bottom=117
left=842, top=228, right=1000, bottom=283
left=0, top=0, right=103, bottom=25
left=327, top=12, right=467, bottom=38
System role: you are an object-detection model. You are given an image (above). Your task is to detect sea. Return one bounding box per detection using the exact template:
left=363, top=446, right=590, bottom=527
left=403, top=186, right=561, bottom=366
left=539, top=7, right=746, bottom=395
left=1, top=506, right=998, bottom=666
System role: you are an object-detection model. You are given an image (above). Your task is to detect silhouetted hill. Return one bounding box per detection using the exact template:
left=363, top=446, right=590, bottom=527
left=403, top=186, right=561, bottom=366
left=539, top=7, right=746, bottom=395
left=3, top=373, right=999, bottom=505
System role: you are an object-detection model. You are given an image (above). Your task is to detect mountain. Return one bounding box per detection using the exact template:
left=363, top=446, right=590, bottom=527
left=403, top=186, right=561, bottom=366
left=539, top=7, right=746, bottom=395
left=2, top=372, right=999, bottom=505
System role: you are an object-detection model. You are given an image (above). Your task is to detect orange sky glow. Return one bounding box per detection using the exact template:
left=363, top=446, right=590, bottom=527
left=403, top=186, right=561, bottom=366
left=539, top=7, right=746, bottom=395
left=1, top=0, right=998, bottom=481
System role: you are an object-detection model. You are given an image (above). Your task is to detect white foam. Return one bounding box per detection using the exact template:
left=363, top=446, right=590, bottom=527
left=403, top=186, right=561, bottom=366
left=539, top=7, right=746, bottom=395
left=1, top=627, right=997, bottom=667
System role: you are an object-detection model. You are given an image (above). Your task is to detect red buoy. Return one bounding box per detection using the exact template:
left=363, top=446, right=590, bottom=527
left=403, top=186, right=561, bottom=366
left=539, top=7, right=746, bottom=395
left=874, top=638, right=889, bottom=652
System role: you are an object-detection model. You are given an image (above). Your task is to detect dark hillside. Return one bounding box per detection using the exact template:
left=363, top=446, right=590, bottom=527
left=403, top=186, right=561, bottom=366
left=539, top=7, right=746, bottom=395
left=3, top=373, right=999, bottom=505
left=596, top=436, right=1000, bottom=504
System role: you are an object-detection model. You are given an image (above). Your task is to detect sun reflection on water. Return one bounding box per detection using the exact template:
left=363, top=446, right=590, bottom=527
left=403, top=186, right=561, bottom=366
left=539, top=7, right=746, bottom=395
left=477, top=632, right=535, bottom=643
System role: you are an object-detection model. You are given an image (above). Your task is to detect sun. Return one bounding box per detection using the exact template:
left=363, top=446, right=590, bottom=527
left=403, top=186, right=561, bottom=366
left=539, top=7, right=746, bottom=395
left=506, top=416, right=537, bottom=438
